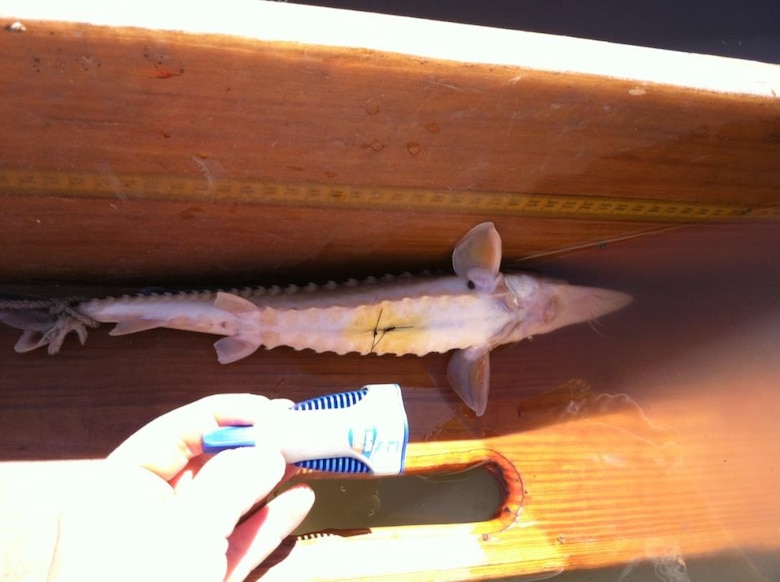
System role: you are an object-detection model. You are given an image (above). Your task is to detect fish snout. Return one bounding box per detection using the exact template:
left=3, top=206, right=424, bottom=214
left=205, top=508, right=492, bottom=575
left=538, top=284, right=633, bottom=333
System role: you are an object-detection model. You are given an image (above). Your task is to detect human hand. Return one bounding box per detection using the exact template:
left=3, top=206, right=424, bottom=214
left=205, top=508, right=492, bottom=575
left=47, top=394, right=315, bottom=582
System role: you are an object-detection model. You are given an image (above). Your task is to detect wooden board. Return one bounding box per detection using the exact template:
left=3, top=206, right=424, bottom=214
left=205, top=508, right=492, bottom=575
left=0, top=3, right=778, bottom=283
left=1, top=3, right=779, bottom=581
left=2, top=221, right=779, bottom=581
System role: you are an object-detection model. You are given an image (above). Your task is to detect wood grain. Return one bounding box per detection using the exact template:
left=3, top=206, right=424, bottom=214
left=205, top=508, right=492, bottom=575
left=0, top=16, right=778, bottom=283
left=0, top=7, right=779, bottom=581
left=1, top=222, right=779, bottom=580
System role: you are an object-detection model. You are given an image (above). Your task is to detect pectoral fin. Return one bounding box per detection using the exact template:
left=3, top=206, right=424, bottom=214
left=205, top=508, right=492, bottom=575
left=452, top=222, right=502, bottom=292
left=447, top=346, right=491, bottom=416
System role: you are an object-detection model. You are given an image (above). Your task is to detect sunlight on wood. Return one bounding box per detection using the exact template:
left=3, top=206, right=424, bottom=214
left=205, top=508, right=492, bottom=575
left=0, top=3, right=777, bottom=580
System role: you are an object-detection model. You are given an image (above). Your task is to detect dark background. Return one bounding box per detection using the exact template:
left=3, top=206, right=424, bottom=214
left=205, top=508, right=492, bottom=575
left=291, top=0, right=779, bottom=64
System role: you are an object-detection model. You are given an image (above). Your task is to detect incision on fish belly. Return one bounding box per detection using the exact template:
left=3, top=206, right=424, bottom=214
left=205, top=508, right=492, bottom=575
left=323, top=302, right=418, bottom=356
left=343, top=295, right=494, bottom=356
left=362, top=305, right=417, bottom=355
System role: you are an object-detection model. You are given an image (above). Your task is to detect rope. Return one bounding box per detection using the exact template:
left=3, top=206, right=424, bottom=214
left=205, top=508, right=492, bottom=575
left=0, top=297, right=99, bottom=328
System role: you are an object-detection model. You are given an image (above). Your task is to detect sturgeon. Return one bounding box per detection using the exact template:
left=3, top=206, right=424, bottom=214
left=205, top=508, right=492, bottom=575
left=0, top=222, right=631, bottom=415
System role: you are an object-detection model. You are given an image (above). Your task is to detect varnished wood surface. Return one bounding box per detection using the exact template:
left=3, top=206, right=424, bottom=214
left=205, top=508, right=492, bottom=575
left=1, top=221, right=779, bottom=580
left=0, top=13, right=778, bottom=282
left=0, top=5, right=779, bottom=581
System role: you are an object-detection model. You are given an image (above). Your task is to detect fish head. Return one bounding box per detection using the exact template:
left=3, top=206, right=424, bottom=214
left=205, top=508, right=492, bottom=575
left=503, top=273, right=633, bottom=339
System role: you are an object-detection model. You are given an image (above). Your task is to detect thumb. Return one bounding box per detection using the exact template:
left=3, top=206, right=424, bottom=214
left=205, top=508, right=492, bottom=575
left=225, top=483, right=315, bottom=582
left=175, top=446, right=286, bottom=540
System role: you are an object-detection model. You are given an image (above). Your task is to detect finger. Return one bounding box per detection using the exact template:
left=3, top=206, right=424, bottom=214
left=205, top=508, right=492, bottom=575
left=173, top=445, right=286, bottom=539
left=225, top=483, right=315, bottom=582
left=108, top=394, right=290, bottom=480
left=172, top=398, right=299, bottom=492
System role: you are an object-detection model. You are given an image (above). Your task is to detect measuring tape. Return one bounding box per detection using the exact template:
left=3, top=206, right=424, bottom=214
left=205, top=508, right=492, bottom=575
left=0, top=168, right=775, bottom=222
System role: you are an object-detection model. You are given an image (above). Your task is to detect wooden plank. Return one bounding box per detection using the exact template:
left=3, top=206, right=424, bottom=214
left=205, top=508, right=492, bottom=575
left=0, top=4, right=778, bottom=282
left=1, top=222, right=779, bottom=580
left=4, top=1, right=780, bottom=97
left=0, top=3, right=779, bottom=580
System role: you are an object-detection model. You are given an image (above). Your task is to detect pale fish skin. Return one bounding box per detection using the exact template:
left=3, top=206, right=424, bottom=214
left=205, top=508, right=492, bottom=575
left=0, top=223, right=631, bottom=415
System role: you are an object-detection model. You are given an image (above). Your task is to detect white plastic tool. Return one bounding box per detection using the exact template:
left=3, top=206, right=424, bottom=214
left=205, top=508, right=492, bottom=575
left=202, top=384, right=409, bottom=475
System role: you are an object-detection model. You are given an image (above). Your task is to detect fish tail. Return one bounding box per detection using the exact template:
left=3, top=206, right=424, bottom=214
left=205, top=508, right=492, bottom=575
left=0, top=298, right=97, bottom=354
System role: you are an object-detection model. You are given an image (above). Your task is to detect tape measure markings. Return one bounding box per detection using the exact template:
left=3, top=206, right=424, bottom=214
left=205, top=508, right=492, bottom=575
left=0, top=168, right=773, bottom=222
